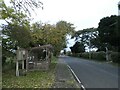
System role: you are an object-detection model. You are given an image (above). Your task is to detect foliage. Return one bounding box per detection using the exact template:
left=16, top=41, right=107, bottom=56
left=56, top=21, right=75, bottom=36
left=70, top=51, right=119, bottom=63
left=111, top=52, right=120, bottom=63
left=70, top=41, right=85, bottom=54
left=1, top=1, right=75, bottom=66
left=91, top=51, right=106, bottom=61
left=2, top=0, right=43, bottom=16
left=72, top=15, right=119, bottom=52
left=81, top=52, right=89, bottom=59
left=1, top=1, right=32, bottom=66
left=53, top=21, right=75, bottom=55
left=66, top=51, right=72, bottom=56
left=1, top=1, right=32, bottom=48
left=98, top=15, right=117, bottom=45
left=30, top=21, right=75, bottom=56
left=2, top=24, right=31, bottom=48
left=70, top=53, right=82, bottom=57
left=117, top=16, right=120, bottom=51
left=97, top=15, right=119, bottom=51
left=72, top=28, right=97, bottom=51
left=71, top=51, right=106, bottom=61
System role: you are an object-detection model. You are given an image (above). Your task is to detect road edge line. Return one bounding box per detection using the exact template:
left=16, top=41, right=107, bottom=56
left=67, top=65, right=86, bottom=90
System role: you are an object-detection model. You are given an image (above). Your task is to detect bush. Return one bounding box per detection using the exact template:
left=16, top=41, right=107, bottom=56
left=111, top=52, right=120, bottom=63
left=66, top=51, right=72, bottom=56
left=70, top=51, right=119, bottom=63
left=76, top=51, right=106, bottom=61
left=91, top=51, right=106, bottom=61
left=81, top=52, right=89, bottom=59
left=2, top=57, right=16, bottom=72
left=71, top=53, right=82, bottom=57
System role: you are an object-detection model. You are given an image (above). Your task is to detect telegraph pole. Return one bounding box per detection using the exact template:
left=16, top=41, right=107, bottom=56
left=89, top=32, right=91, bottom=59
left=105, top=47, right=109, bottom=61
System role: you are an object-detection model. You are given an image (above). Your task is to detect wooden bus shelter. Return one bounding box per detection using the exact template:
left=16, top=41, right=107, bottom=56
left=16, top=45, right=53, bottom=76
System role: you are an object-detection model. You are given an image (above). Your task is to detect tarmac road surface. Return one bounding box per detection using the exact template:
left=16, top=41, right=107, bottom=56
left=60, top=56, right=119, bottom=89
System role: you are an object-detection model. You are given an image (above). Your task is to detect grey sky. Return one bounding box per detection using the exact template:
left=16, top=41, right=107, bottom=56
left=32, top=0, right=119, bottom=31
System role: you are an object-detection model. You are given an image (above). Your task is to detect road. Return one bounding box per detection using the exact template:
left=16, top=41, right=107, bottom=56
left=59, top=56, right=119, bottom=88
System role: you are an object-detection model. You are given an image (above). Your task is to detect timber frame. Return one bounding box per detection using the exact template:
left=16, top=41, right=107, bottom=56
left=15, top=45, right=53, bottom=76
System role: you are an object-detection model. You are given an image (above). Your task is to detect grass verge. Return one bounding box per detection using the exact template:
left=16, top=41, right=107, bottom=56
left=2, top=56, right=57, bottom=88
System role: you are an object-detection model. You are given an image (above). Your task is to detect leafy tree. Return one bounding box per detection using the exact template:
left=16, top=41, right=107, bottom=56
left=56, top=21, right=75, bottom=36
left=1, top=1, right=75, bottom=62
left=73, top=28, right=97, bottom=51
left=1, top=1, right=32, bottom=48
left=53, top=21, right=75, bottom=55
left=98, top=15, right=119, bottom=51
left=70, top=41, right=85, bottom=54
left=30, top=22, right=44, bottom=46
left=0, top=1, right=32, bottom=66
left=30, top=21, right=75, bottom=56
left=117, top=16, right=120, bottom=52
left=2, top=0, right=43, bottom=16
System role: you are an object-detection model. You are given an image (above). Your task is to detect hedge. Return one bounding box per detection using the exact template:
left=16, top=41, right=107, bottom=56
left=91, top=51, right=106, bottom=61
left=70, top=51, right=120, bottom=63
left=110, top=52, right=120, bottom=63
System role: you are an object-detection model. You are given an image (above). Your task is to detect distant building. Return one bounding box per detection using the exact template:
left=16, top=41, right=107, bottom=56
left=118, top=1, right=120, bottom=15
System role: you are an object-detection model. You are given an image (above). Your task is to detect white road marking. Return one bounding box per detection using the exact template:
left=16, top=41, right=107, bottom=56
left=67, top=65, right=86, bottom=90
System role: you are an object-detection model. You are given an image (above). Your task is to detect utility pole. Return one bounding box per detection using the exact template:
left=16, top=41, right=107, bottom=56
left=105, top=47, right=109, bottom=61
left=89, top=32, right=91, bottom=59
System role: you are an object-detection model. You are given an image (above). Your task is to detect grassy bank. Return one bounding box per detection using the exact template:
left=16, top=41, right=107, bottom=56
left=2, top=56, right=57, bottom=88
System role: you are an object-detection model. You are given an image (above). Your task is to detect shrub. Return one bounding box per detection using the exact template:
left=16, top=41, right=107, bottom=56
left=2, top=57, right=16, bottom=72
left=70, top=53, right=81, bottom=57
left=79, top=51, right=106, bottom=61
left=91, top=51, right=106, bottom=61
left=66, top=51, right=72, bottom=56
left=75, top=53, right=81, bottom=57
left=70, top=51, right=119, bottom=63
left=111, top=52, right=120, bottom=63
left=81, top=52, right=89, bottom=59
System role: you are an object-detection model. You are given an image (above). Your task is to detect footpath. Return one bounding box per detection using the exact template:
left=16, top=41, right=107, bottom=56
left=52, top=57, right=81, bottom=89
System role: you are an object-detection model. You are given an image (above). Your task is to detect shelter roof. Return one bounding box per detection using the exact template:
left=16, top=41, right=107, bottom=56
left=30, top=44, right=53, bottom=53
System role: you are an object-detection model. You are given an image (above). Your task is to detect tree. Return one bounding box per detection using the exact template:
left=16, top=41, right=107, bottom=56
left=117, top=16, right=120, bottom=52
left=0, top=0, right=43, bottom=68
left=53, top=21, right=75, bottom=55
left=30, top=21, right=75, bottom=56
left=70, top=41, right=85, bottom=54
left=73, top=28, right=97, bottom=51
left=1, top=1, right=75, bottom=60
left=0, top=1, right=32, bottom=66
left=98, top=15, right=119, bottom=51
left=1, top=0, right=43, bottom=16
left=1, top=1, right=32, bottom=48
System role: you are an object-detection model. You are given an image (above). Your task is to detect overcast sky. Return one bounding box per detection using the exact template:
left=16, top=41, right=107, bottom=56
left=32, top=0, right=119, bottom=31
